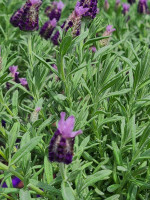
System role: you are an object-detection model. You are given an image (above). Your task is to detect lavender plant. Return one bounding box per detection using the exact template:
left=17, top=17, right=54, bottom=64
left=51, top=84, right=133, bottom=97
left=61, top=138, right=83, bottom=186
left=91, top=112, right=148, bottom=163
left=0, top=0, right=150, bottom=199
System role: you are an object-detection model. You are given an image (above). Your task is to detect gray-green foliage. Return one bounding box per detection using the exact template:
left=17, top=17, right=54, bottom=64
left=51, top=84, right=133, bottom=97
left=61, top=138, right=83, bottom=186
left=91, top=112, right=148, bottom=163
left=0, top=0, right=150, bottom=199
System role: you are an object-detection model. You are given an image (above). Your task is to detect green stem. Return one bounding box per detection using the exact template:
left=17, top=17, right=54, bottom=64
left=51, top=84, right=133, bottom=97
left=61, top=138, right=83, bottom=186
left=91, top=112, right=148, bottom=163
left=9, top=167, right=24, bottom=181
left=28, top=33, right=33, bottom=70
left=60, top=56, right=66, bottom=83
left=59, top=163, right=67, bottom=181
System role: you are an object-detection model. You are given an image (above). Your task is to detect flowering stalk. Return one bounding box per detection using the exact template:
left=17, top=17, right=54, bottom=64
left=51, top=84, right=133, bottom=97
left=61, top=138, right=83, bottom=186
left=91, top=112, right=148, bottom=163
left=48, top=112, right=82, bottom=164
left=137, top=0, right=148, bottom=14
left=104, top=0, right=109, bottom=11
left=28, top=33, right=33, bottom=70
left=100, top=25, right=116, bottom=46
left=122, top=3, right=130, bottom=15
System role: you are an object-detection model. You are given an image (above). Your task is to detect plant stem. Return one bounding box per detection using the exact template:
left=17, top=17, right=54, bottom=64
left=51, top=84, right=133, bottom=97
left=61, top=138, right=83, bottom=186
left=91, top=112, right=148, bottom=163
left=59, top=163, right=67, bottom=181
left=28, top=33, right=33, bottom=70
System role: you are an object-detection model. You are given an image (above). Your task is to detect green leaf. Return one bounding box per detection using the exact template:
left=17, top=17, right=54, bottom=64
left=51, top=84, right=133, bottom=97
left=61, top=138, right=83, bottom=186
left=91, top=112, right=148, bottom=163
left=107, top=184, right=120, bottom=192
left=19, top=189, right=31, bottom=200
left=9, top=122, right=20, bottom=157
left=60, top=35, right=72, bottom=56
left=61, top=181, right=75, bottom=200
left=105, top=194, right=120, bottom=200
left=10, top=136, right=42, bottom=165
left=44, top=156, right=53, bottom=184
left=12, top=90, right=18, bottom=115
left=81, top=170, right=112, bottom=191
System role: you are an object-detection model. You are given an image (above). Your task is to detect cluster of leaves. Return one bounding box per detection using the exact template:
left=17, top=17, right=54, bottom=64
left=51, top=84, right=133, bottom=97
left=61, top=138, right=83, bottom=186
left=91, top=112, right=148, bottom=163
left=0, top=0, right=150, bottom=199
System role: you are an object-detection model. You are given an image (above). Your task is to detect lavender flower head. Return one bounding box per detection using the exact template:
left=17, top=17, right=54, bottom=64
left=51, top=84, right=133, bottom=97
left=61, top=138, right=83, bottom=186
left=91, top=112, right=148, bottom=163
left=128, top=0, right=136, bottom=4
left=106, top=25, right=116, bottom=33
left=116, top=0, right=121, bottom=6
left=9, top=66, right=18, bottom=77
left=49, top=112, right=82, bottom=164
left=52, top=64, right=58, bottom=70
left=104, top=0, right=110, bottom=10
left=89, top=46, right=96, bottom=52
left=138, top=0, right=148, bottom=14
left=79, top=0, right=98, bottom=19
left=40, top=19, right=57, bottom=40
left=100, top=25, right=116, bottom=46
left=122, top=3, right=130, bottom=15
left=63, top=1, right=89, bottom=37
left=45, top=1, right=64, bottom=21
left=9, top=65, right=20, bottom=83
left=10, top=0, right=42, bottom=31
left=19, top=78, right=28, bottom=86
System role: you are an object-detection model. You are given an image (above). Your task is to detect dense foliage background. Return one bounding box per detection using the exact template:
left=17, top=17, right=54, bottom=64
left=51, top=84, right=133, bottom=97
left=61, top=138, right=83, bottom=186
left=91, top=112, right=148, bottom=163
left=1, top=0, right=150, bottom=199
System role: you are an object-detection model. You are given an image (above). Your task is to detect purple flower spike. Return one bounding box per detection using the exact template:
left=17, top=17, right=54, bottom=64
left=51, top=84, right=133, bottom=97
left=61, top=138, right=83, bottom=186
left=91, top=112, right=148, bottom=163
left=19, top=0, right=42, bottom=31
left=48, top=112, right=82, bottom=164
left=79, top=0, right=98, bottom=19
left=104, top=0, right=110, bottom=10
left=10, top=7, right=25, bottom=27
left=45, top=1, right=64, bottom=21
left=19, top=78, right=28, bottom=86
left=128, top=0, right=136, bottom=5
left=9, top=65, right=20, bottom=83
left=138, top=0, right=148, bottom=14
left=106, top=25, right=116, bottom=33
left=122, top=3, right=130, bottom=15
left=40, top=19, right=57, bottom=40
left=51, top=31, right=60, bottom=45
left=10, top=0, right=42, bottom=31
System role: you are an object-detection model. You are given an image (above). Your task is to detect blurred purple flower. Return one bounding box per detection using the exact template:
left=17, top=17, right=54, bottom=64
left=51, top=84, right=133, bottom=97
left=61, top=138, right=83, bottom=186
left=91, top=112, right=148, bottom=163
left=45, top=1, right=64, bottom=21
left=104, top=0, right=109, bottom=10
left=122, top=3, right=130, bottom=15
left=89, top=46, right=96, bottom=52
left=10, top=0, right=42, bottom=31
left=49, top=112, right=82, bottom=164
left=137, top=0, right=148, bottom=14
left=40, top=19, right=57, bottom=40
left=52, top=64, right=58, bottom=70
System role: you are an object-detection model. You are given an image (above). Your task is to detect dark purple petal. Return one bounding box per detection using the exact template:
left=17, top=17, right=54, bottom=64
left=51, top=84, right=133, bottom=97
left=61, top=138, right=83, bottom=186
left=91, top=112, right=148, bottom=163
left=40, top=19, right=57, bottom=40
